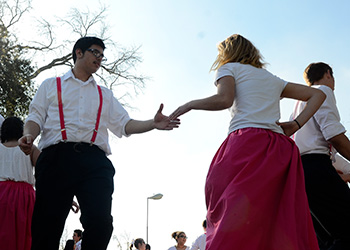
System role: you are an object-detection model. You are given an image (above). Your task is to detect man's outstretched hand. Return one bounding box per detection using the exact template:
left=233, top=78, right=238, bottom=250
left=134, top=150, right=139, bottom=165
left=154, top=104, right=180, bottom=130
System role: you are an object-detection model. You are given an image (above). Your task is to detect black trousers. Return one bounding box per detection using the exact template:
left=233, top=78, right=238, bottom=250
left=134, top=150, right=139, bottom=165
left=31, top=142, right=115, bottom=250
left=301, top=154, right=350, bottom=250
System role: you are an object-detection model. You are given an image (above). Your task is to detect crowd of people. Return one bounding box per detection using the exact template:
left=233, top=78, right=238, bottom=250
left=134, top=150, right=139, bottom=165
left=0, top=33, right=349, bottom=250
left=128, top=221, right=206, bottom=250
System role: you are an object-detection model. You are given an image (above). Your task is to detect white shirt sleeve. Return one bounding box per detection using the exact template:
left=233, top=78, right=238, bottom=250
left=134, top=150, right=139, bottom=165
left=214, top=63, right=234, bottom=86
left=105, top=90, right=131, bottom=138
left=26, top=78, right=51, bottom=130
left=314, top=85, right=346, bottom=140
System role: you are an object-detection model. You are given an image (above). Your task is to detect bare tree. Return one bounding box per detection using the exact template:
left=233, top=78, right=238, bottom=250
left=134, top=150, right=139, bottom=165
left=112, top=232, right=132, bottom=250
left=0, top=0, right=147, bottom=117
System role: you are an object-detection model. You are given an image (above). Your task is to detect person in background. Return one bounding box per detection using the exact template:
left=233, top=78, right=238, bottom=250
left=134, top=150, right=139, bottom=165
left=73, top=229, right=83, bottom=250
left=18, top=36, right=180, bottom=250
left=170, top=34, right=326, bottom=250
left=129, top=238, right=146, bottom=250
left=168, top=231, right=190, bottom=250
left=0, top=117, right=40, bottom=250
left=145, top=243, right=151, bottom=250
left=64, top=239, right=75, bottom=250
left=190, top=220, right=206, bottom=250
left=291, top=62, right=350, bottom=249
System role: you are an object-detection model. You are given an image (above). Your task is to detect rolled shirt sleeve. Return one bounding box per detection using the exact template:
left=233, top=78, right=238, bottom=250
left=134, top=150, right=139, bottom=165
left=314, top=85, right=346, bottom=141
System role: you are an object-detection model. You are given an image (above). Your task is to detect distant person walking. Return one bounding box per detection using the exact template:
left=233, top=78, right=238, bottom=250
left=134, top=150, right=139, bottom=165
left=170, top=34, right=325, bottom=250
left=73, top=229, right=83, bottom=250
left=190, top=220, right=206, bottom=250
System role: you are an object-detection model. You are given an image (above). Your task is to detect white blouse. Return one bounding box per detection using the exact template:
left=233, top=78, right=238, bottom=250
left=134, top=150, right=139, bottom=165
left=215, top=63, right=288, bottom=135
left=0, top=144, right=35, bottom=185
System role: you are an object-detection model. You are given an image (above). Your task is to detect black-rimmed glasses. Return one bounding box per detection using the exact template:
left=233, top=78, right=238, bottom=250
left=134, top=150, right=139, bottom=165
left=86, top=48, right=107, bottom=62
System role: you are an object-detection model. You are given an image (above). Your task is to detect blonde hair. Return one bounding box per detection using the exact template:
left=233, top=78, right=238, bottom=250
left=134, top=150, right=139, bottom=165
left=211, top=34, right=265, bottom=71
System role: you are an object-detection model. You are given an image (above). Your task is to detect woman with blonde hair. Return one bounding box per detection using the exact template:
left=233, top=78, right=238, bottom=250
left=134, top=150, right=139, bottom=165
left=170, top=34, right=325, bottom=250
left=168, top=231, right=189, bottom=250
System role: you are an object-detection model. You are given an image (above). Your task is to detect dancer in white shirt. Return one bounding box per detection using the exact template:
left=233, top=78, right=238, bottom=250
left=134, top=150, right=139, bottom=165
left=18, top=36, right=180, bottom=250
left=0, top=117, right=40, bottom=250
left=292, top=62, right=350, bottom=250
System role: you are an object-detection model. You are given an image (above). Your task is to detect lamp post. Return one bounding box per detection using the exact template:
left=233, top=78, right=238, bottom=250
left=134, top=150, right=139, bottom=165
left=146, top=193, right=163, bottom=243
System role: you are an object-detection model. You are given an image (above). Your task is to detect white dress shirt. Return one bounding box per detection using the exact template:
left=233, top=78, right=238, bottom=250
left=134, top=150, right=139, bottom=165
left=190, top=233, right=206, bottom=250
left=26, top=70, right=131, bottom=154
left=0, top=144, right=35, bottom=185
left=292, top=85, right=346, bottom=155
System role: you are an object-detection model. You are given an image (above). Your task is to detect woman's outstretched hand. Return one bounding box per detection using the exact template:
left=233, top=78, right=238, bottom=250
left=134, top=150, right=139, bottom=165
left=154, top=103, right=181, bottom=130
left=169, top=102, right=191, bottom=120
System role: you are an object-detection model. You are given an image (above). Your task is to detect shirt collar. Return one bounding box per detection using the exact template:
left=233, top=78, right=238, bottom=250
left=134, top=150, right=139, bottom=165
left=61, top=69, right=97, bottom=86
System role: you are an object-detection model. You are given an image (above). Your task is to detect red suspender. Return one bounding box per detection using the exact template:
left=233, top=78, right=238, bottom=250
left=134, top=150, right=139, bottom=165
left=90, top=85, right=103, bottom=144
left=56, top=77, right=68, bottom=141
left=56, top=77, right=103, bottom=144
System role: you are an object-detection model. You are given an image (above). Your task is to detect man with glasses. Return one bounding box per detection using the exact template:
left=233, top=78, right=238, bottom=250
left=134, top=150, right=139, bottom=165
left=18, top=37, right=180, bottom=250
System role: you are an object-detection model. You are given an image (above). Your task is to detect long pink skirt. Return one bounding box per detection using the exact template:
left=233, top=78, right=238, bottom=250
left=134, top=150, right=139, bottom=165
left=0, top=181, right=35, bottom=250
left=205, top=128, right=319, bottom=250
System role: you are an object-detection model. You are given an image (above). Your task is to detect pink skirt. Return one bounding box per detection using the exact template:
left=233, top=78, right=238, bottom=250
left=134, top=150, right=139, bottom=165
left=0, top=181, right=35, bottom=250
left=205, top=128, right=318, bottom=250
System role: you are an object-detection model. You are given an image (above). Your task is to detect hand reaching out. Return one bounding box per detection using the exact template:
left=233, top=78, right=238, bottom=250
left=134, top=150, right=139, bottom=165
left=18, top=134, right=35, bottom=155
left=169, top=102, right=191, bottom=120
left=336, top=169, right=350, bottom=183
left=154, top=104, right=180, bottom=130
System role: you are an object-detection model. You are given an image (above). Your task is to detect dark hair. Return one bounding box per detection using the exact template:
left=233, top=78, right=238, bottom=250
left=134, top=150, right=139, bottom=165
left=202, top=219, right=207, bottom=229
left=130, top=238, right=145, bottom=250
left=171, top=231, right=186, bottom=242
left=1, top=117, right=23, bottom=143
left=146, top=243, right=151, bottom=250
left=304, top=62, right=333, bottom=86
left=74, top=229, right=83, bottom=238
left=64, top=239, right=75, bottom=250
left=72, top=37, right=106, bottom=63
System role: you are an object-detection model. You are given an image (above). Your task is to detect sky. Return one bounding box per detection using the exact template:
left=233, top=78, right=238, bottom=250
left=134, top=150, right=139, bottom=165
left=11, top=0, right=350, bottom=249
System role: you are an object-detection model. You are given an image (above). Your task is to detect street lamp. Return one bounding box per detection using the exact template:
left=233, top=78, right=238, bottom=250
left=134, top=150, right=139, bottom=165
left=146, top=193, right=163, bottom=243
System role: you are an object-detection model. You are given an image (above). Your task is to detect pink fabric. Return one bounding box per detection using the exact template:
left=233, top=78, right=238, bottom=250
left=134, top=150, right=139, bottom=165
left=0, top=181, right=35, bottom=250
left=205, top=128, right=319, bottom=250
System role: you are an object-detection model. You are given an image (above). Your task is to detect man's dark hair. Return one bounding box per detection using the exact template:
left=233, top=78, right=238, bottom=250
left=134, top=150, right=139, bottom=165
left=64, top=239, right=75, bottom=250
left=72, top=37, right=106, bottom=63
left=146, top=243, right=151, bottom=250
left=202, top=219, right=207, bottom=229
left=74, top=229, right=83, bottom=238
left=1, top=117, right=23, bottom=143
left=304, top=62, right=333, bottom=86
